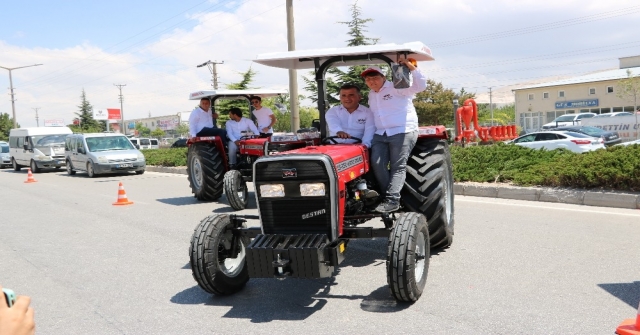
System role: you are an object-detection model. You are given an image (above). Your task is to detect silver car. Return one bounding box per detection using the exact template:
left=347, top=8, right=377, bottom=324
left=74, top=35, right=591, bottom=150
left=0, top=141, right=10, bottom=168
left=65, top=133, right=146, bottom=177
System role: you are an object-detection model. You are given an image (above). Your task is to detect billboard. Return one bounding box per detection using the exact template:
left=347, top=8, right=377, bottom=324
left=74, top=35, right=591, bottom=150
left=44, top=119, right=65, bottom=127
left=95, top=109, right=121, bottom=120
left=157, top=117, right=179, bottom=130
left=107, top=108, right=121, bottom=120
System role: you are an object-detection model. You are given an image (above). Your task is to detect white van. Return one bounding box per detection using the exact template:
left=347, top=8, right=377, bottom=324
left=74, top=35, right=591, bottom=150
left=9, top=127, right=73, bottom=172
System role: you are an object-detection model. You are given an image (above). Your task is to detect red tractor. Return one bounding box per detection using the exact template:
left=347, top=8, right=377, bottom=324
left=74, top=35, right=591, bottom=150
left=186, top=89, right=320, bottom=210
left=189, top=41, right=454, bottom=302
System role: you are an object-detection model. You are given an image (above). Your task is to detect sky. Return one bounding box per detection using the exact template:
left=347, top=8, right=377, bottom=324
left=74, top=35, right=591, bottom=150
left=1, top=0, right=639, bottom=128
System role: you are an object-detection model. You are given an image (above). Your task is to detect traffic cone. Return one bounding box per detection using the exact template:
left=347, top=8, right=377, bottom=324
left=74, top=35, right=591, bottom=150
left=24, top=168, right=37, bottom=183
left=112, top=182, right=134, bottom=206
left=616, top=301, right=640, bottom=335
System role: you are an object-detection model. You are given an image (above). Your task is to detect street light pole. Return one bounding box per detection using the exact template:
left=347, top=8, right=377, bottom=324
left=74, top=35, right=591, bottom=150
left=0, top=64, right=43, bottom=129
left=286, top=0, right=300, bottom=132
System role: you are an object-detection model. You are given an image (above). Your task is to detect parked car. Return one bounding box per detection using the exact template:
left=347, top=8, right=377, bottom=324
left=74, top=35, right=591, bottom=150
left=0, top=141, right=10, bottom=168
left=541, top=113, right=596, bottom=129
left=8, top=126, right=72, bottom=172
left=592, top=112, right=633, bottom=118
left=65, top=133, right=146, bottom=177
left=170, top=138, right=187, bottom=148
left=149, top=139, right=159, bottom=149
left=510, top=130, right=605, bottom=153
left=554, top=126, right=621, bottom=146
left=614, top=139, right=640, bottom=147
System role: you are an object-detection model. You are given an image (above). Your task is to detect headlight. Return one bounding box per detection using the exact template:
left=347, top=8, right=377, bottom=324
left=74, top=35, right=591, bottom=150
left=137, top=154, right=145, bottom=161
left=300, top=183, right=325, bottom=196
left=259, top=184, right=285, bottom=197
left=35, top=155, right=52, bottom=161
left=97, top=156, right=108, bottom=163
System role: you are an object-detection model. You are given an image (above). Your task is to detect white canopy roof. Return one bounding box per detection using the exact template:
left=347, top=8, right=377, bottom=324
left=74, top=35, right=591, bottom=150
left=253, top=41, right=435, bottom=70
left=188, top=89, right=286, bottom=100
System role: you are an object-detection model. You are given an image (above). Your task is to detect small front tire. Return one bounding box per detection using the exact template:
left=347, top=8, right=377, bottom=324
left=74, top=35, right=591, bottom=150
left=387, top=212, right=430, bottom=302
left=12, top=159, right=21, bottom=171
left=135, top=170, right=145, bottom=175
left=189, top=214, right=250, bottom=295
left=30, top=159, right=40, bottom=173
left=86, top=161, right=96, bottom=178
left=224, top=170, right=249, bottom=210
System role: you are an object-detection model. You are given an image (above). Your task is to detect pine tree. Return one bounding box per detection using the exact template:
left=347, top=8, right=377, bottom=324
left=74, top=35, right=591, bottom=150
left=0, top=113, right=19, bottom=141
left=75, top=89, right=101, bottom=132
left=216, top=68, right=257, bottom=127
left=303, top=0, right=380, bottom=107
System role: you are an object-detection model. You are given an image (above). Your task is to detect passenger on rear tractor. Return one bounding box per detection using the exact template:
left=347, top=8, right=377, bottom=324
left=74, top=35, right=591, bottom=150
left=189, top=98, right=228, bottom=146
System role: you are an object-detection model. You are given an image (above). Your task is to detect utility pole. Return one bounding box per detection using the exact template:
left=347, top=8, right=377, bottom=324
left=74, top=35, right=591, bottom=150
left=0, top=63, right=43, bottom=128
left=489, top=87, right=494, bottom=126
left=32, top=107, right=40, bottom=127
left=197, top=60, right=224, bottom=89
left=286, top=0, right=300, bottom=132
left=114, top=84, right=126, bottom=135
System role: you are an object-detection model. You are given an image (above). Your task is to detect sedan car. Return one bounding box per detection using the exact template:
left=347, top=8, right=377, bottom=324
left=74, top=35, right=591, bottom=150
left=0, top=141, right=10, bottom=168
left=592, top=112, right=633, bottom=118
left=541, top=113, right=596, bottom=129
left=170, top=138, right=187, bottom=148
left=554, top=126, right=621, bottom=146
left=511, top=130, right=605, bottom=153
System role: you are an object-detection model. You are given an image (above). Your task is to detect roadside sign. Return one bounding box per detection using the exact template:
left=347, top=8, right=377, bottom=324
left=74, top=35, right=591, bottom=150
left=44, top=119, right=65, bottom=127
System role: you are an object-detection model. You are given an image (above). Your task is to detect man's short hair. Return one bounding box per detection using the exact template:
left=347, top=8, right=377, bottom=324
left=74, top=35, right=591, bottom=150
left=229, top=107, right=242, bottom=117
left=339, top=83, right=361, bottom=93
left=249, top=96, right=262, bottom=102
left=362, top=71, right=385, bottom=78
left=200, top=97, right=210, bottom=102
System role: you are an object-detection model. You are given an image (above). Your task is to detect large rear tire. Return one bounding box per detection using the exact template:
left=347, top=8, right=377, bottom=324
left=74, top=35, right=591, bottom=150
left=387, top=212, right=430, bottom=302
left=188, top=143, right=224, bottom=201
left=189, top=214, right=250, bottom=295
left=224, top=170, right=249, bottom=210
left=402, top=139, right=455, bottom=249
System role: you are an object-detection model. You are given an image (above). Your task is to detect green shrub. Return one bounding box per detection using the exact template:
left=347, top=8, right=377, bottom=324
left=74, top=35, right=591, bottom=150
left=141, top=148, right=187, bottom=167
left=451, top=143, right=640, bottom=191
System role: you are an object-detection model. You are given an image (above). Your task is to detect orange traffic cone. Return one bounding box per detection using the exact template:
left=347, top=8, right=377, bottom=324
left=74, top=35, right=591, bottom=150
left=112, top=182, right=134, bottom=206
left=616, top=301, right=640, bottom=335
left=24, top=168, right=37, bottom=183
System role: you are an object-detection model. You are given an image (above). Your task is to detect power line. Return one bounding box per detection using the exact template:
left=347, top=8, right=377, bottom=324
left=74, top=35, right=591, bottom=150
left=197, top=60, right=224, bottom=89
left=33, top=107, right=40, bottom=127
left=114, top=84, right=126, bottom=135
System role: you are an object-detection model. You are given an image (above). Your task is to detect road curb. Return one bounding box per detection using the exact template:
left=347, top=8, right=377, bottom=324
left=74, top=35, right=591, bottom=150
left=147, top=166, right=640, bottom=210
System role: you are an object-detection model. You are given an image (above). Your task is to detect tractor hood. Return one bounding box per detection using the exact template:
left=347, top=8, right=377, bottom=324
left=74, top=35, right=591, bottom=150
left=271, top=144, right=369, bottom=179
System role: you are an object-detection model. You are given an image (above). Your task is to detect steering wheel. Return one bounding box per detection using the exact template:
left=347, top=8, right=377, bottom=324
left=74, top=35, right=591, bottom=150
left=321, top=136, right=362, bottom=145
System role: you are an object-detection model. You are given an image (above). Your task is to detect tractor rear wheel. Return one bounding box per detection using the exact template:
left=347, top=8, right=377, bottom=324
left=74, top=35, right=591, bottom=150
left=224, top=170, right=249, bottom=210
left=189, top=214, right=250, bottom=295
left=387, top=212, right=430, bottom=302
left=188, top=143, right=224, bottom=201
left=402, top=138, right=455, bottom=249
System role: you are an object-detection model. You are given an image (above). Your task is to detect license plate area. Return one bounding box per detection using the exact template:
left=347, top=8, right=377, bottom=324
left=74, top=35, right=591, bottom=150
left=117, top=163, right=133, bottom=168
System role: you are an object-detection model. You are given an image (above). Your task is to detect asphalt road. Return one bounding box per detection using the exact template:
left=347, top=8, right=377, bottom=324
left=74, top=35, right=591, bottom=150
left=1, top=168, right=639, bottom=335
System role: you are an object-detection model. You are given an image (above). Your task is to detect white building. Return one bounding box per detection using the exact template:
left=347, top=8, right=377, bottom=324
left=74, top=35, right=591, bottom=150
left=513, top=56, right=640, bottom=133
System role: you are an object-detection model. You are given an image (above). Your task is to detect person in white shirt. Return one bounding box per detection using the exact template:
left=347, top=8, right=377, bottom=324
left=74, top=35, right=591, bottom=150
left=325, top=83, right=375, bottom=148
left=225, top=107, right=260, bottom=168
left=250, top=96, right=276, bottom=136
left=188, top=98, right=228, bottom=145
left=362, top=59, right=427, bottom=213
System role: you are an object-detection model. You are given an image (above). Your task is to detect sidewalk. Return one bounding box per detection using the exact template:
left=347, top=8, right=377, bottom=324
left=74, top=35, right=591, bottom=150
left=147, top=166, right=640, bottom=210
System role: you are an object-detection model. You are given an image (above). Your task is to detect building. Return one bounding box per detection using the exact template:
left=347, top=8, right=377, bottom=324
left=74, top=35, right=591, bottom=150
left=513, top=56, right=640, bottom=133
left=123, top=113, right=189, bottom=137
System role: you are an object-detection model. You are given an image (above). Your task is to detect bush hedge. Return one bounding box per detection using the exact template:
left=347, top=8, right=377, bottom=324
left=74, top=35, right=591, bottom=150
left=140, top=143, right=640, bottom=191
left=451, top=143, right=640, bottom=191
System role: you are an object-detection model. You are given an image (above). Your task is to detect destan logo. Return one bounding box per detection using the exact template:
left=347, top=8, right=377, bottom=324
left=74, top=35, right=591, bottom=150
left=302, top=209, right=326, bottom=220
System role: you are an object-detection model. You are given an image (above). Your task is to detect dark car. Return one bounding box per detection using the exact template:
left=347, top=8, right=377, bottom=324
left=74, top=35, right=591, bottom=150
left=170, top=138, right=188, bottom=148
left=554, top=126, right=621, bottom=146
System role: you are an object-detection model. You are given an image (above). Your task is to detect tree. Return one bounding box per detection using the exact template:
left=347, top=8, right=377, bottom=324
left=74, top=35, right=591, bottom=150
left=74, top=89, right=103, bottom=132
left=135, top=122, right=151, bottom=137
left=151, top=128, right=165, bottom=138
left=175, top=123, right=189, bottom=137
left=413, top=80, right=475, bottom=127
left=303, top=0, right=381, bottom=107
left=216, top=68, right=257, bottom=127
left=476, top=103, right=515, bottom=126
left=617, top=69, right=640, bottom=138
left=261, top=96, right=319, bottom=132
left=0, top=113, right=19, bottom=141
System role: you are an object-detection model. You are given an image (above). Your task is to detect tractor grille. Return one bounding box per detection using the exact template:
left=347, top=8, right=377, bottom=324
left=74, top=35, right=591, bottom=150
left=255, top=157, right=334, bottom=237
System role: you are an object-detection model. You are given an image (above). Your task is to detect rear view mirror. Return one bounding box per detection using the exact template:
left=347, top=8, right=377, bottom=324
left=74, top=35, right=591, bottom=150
left=135, top=144, right=140, bottom=149
left=23, top=144, right=29, bottom=151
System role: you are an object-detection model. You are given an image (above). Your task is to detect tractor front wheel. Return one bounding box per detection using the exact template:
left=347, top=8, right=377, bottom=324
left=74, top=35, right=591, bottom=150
left=387, top=212, right=430, bottom=302
left=188, top=143, right=224, bottom=201
left=224, top=170, right=249, bottom=210
left=189, top=214, right=250, bottom=295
